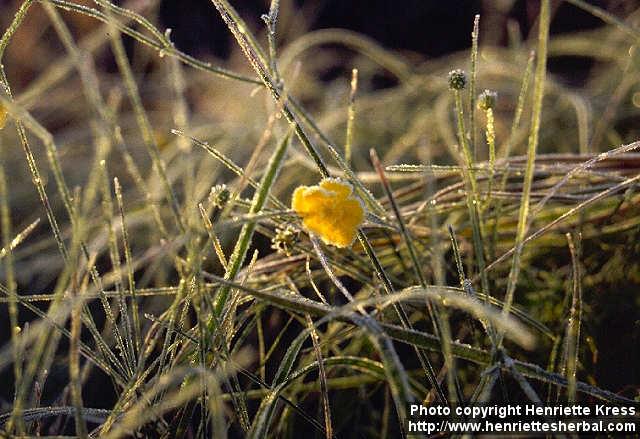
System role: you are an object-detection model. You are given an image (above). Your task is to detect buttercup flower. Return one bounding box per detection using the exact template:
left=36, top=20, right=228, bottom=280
left=0, top=103, right=7, bottom=130
left=292, top=178, right=365, bottom=248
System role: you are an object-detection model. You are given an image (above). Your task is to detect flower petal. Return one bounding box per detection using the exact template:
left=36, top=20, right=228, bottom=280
left=291, top=178, right=365, bottom=248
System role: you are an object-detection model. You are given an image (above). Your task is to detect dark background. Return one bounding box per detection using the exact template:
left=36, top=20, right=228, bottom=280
left=0, top=0, right=631, bottom=88
left=159, top=0, right=606, bottom=57
left=157, top=0, right=622, bottom=81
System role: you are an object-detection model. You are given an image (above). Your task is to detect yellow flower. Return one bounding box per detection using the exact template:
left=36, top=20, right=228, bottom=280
left=292, top=178, right=365, bottom=248
left=0, top=103, right=7, bottom=130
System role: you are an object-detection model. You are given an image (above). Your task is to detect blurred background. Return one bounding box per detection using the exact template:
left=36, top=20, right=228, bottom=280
left=2, top=0, right=636, bottom=87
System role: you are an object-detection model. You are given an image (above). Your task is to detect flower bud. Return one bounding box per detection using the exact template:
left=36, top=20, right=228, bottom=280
left=271, top=224, right=298, bottom=256
left=478, top=89, right=498, bottom=111
left=448, top=69, right=467, bottom=90
left=209, top=184, right=230, bottom=209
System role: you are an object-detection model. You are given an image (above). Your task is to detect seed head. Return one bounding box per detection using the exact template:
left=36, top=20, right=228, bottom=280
left=209, top=184, right=230, bottom=209
left=271, top=224, right=298, bottom=256
left=478, top=89, right=498, bottom=111
left=448, top=69, right=467, bottom=90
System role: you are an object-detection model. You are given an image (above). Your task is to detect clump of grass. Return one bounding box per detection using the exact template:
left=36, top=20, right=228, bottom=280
left=1, top=1, right=640, bottom=437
